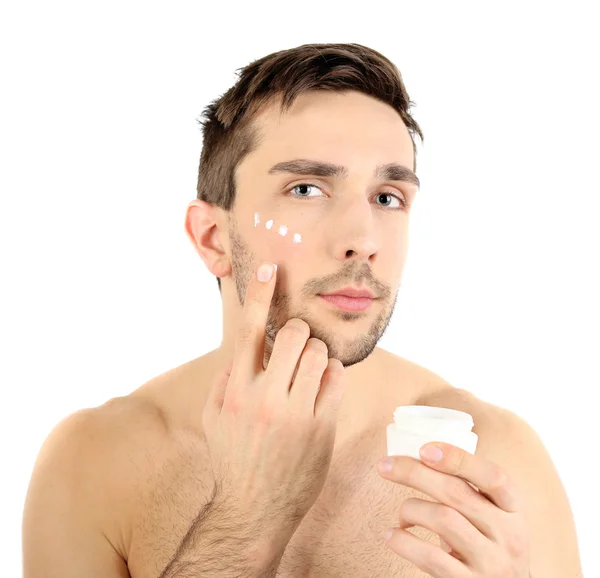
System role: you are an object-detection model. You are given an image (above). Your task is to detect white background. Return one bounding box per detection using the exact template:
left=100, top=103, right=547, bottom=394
left=1, top=1, right=597, bottom=576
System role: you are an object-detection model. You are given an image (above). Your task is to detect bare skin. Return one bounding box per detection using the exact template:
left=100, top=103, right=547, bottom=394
left=23, top=90, right=502, bottom=577
left=72, top=347, right=486, bottom=578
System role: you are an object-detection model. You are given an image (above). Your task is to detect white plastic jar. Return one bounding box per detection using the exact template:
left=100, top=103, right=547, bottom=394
left=386, top=405, right=478, bottom=460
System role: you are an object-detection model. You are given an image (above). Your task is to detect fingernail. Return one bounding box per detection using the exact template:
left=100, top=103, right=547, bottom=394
left=420, top=445, right=443, bottom=462
left=378, top=458, right=394, bottom=472
left=257, top=263, right=274, bottom=282
left=384, top=528, right=394, bottom=540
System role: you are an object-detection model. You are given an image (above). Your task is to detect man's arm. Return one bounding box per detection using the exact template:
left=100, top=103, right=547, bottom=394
left=158, top=489, right=293, bottom=578
left=22, top=409, right=131, bottom=578
left=477, top=406, right=584, bottom=578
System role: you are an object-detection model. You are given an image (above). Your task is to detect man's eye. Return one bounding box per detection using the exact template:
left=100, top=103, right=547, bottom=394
left=289, top=183, right=325, bottom=198
left=375, top=193, right=407, bottom=209
left=286, top=183, right=408, bottom=210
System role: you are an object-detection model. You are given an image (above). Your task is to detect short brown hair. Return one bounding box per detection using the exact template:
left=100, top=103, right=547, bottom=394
left=195, top=43, right=424, bottom=293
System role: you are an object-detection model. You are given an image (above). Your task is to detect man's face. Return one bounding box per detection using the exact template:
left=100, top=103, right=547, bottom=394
left=227, top=89, right=419, bottom=368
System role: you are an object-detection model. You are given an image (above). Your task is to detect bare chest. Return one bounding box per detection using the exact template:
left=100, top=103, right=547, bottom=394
left=125, top=426, right=439, bottom=578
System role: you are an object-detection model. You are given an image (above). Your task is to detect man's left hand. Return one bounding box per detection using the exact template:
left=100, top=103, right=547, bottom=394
left=377, top=442, right=531, bottom=577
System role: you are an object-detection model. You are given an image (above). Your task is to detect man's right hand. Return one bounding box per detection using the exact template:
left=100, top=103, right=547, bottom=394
left=202, top=262, right=347, bottom=531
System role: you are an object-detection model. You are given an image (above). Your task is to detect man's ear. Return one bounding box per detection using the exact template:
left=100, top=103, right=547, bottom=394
left=184, top=199, right=231, bottom=279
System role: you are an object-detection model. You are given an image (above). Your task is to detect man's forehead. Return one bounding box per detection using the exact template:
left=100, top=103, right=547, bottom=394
left=244, top=93, right=416, bottom=176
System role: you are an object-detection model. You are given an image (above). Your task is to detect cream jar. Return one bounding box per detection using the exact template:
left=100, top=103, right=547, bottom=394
left=386, top=405, right=478, bottom=460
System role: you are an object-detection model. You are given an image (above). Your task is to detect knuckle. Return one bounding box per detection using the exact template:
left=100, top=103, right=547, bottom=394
left=504, top=525, right=530, bottom=557
left=236, top=323, right=255, bottom=345
left=247, top=290, right=263, bottom=306
left=286, top=318, right=311, bottom=335
left=242, top=291, right=264, bottom=317
left=302, top=343, right=329, bottom=371
left=223, top=394, right=244, bottom=416
left=488, top=464, right=508, bottom=489
left=438, top=504, right=461, bottom=528
left=405, top=462, right=420, bottom=486
left=296, top=318, right=311, bottom=331
left=455, top=450, right=470, bottom=473
left=279, top=320, right=310, bottom=343
left=327, top=357, right=344, bottom=374
left=399, top=497, right=418, bottom=518
left=256, top=399, right=281, bottom=426
left=447, top=478, right=473, bottom=508
left=305, top=337, right=328, bottom=357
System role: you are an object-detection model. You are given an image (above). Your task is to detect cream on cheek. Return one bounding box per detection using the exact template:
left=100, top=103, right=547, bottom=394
left=253, top=212, right=303, bottom=244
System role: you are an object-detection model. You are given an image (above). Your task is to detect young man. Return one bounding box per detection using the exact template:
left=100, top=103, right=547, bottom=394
left=23, top=43, right=582, bottom=578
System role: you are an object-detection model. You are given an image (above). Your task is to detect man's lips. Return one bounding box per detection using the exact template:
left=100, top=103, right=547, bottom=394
left=319, top=287, right=375, bottom=299
left=318, top=294, right=375, bottom=312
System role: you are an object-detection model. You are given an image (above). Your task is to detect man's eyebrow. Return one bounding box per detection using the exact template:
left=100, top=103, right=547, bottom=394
left=268, top=158, right=420, bottom=189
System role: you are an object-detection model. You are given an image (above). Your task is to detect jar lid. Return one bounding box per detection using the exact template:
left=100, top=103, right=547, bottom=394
left=394, top=405, right=474, bottom=424
left=392, top=405, right=474, bottom=433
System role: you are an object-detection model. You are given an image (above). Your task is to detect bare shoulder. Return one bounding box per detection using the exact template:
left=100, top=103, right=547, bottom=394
left=384, top=350, right=541, bottom=450
left=23, top=394, right=170, bottom=576
left=379, top=348, right=506, bottom=432
left=25, top=354, right=218, bottom=576
left=28, top=393, right=168, bottom=498
left=77, top=395, right=171, bottom=537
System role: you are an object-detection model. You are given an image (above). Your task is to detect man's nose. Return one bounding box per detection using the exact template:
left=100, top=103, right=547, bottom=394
left=327, top=196, right=380, bottom=262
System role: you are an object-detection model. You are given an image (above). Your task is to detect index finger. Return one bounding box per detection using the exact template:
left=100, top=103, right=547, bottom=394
left=382, top=444, right=523, bottom=514
left=232, top=262, right=277, bottom=379
left=418, top=442, right=523, bottom=513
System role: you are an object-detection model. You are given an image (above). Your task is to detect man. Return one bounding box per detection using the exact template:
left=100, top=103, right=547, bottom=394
left=22, top=43, right=583, bottom=577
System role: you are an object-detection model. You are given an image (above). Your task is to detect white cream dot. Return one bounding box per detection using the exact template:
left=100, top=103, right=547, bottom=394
left=293, top=233, right=302, bottom=244
left=265, top=219, right=274, bottom=230
left=254, top=212, right=260, bottom=228
left=278, top=225, right=288, bottom=236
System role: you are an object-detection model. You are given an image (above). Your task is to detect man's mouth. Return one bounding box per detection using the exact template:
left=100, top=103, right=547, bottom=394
left=318, top=294, right=375, bottom=312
